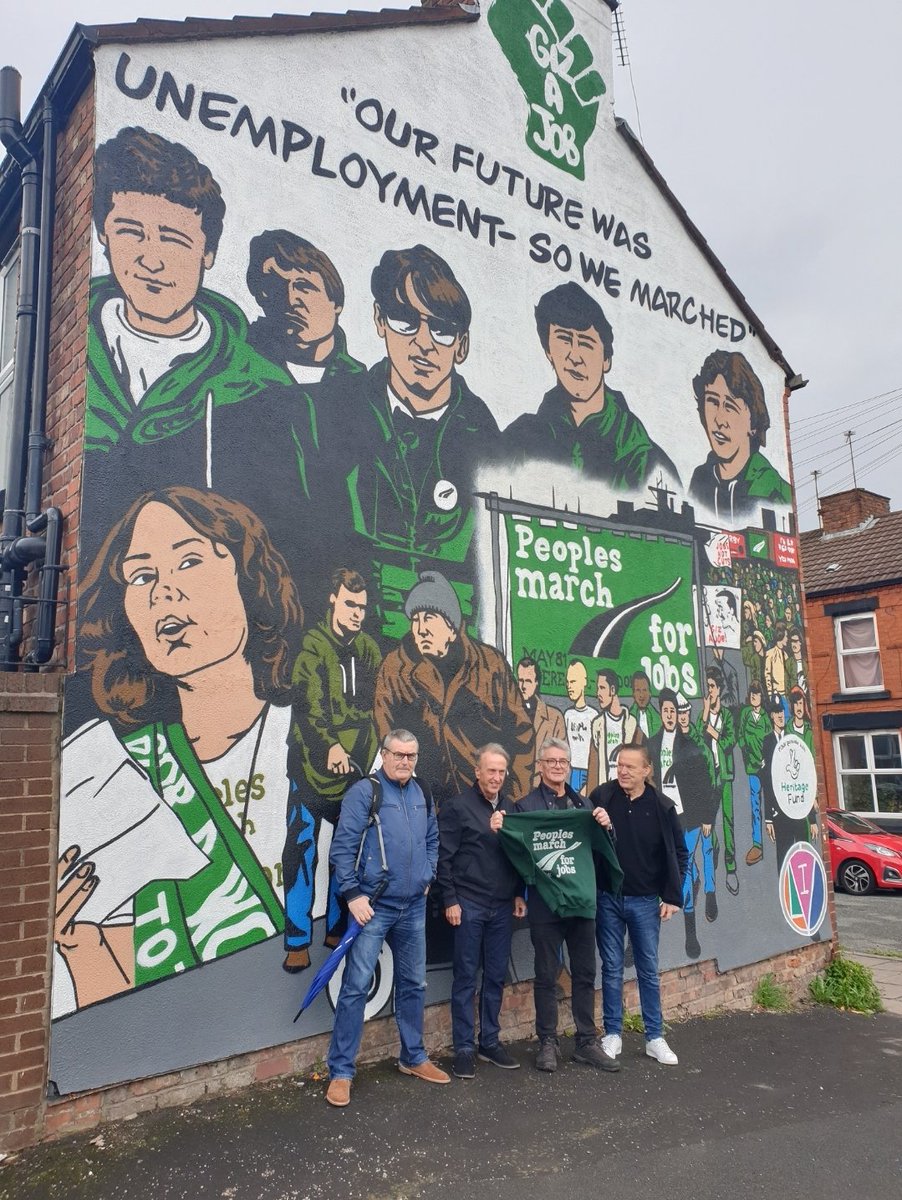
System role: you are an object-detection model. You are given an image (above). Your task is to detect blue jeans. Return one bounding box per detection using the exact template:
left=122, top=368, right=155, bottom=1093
left=748, top=774, right=762, bottom=848
left=327, top=895, right=427, bottom=1080
left=682, top=826, right=715, bottom=913
left=451, top=897, right=513, bottom=1053
left=596, top=891, right=663, bottom=1041
left=282, top=782, right=317, bottom=950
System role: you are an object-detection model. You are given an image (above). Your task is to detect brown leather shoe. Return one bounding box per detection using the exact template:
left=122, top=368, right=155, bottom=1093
left=282, top=948, right=311, bottom=973
left=745, top=845, right=763, bottom=866
left=325, top=1078, right=351, bottom=1107
left=398, top=1060, right=451, bottom=1084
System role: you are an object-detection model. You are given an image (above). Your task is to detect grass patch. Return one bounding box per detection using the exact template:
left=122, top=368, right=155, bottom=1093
left=622, top=1011, right=645, bottom=1034
left=753, top=973, right=792, bottom=1011
left=809, top=953, right=883, bottom=1014
left=865, top=946, right=902, bottom=959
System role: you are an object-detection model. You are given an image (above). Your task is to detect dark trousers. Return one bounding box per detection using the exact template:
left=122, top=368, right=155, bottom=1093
left=529, top=916, right=597, bottom=1045
left=450, top=897, right=514, bottom=1053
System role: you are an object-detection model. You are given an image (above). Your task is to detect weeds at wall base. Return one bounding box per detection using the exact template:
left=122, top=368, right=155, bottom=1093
left=809, top=953, right=883, bottom=1015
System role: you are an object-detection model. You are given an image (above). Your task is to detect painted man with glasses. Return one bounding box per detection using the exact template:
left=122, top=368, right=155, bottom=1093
left=332, top=244, right=499, bottom=639
left=325, top=728, right=450, bottom=1107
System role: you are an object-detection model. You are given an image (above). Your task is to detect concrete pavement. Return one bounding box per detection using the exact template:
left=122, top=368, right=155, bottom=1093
left=848, top=952, right=902, bottom=1015
left=2, top=1003, right=901, bottom=1200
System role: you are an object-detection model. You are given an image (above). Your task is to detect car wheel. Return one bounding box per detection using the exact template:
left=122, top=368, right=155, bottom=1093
left=838, top=859, right=877, bottom=895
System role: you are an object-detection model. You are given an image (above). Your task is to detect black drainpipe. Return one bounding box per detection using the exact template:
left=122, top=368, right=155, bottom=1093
left=0, top=68, right=64, bottom=669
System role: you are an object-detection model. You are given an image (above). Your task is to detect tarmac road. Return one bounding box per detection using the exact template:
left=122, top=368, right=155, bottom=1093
left=3, top=1007, right=901, bottom=1200
left=834, top=890, right=902, bottom=955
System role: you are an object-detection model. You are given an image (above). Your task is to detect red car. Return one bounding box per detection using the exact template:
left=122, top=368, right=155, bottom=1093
left=826, top=809, right=902, bottom=895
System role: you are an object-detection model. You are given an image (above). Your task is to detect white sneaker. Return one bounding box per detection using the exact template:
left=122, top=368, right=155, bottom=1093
left=645, top=1037, right=678, bottom=1065
left=600, top=1034, right=622, bottom=1060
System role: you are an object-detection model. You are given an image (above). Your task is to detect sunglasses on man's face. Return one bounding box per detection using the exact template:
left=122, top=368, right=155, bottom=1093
left=382, top=308, right=460, bottom=347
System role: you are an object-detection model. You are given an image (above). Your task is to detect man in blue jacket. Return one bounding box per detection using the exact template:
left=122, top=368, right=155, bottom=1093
left=325, top=729, right=449, bottom=1106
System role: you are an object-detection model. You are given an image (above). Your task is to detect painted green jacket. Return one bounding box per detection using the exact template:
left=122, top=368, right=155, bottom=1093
left=688, top=449, right=792, bottom=522
left=505, top=384, right=679, bottom=491
left=737, top=705, right=769, bottom=775
left=697, top=705, right=736, bottom=783
left=248, top=320, right=364, bottom=387
left=288, top=618, right=382, bottom=803
left=85, top=277, right=294, bottom=453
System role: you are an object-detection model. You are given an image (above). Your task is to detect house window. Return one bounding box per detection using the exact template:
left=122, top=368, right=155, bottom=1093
left=0, top=250, right=20, bottom=498
left=834, top=731, right=902, bottom=815
left=833, top=612, right=883, bottom=692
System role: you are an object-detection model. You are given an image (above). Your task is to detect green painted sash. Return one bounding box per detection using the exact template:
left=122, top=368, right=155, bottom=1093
left=124, top=722, right=284, bottom=987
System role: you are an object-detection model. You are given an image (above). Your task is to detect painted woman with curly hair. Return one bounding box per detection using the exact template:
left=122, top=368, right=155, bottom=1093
left=54, top=487, right=312, bottom=1012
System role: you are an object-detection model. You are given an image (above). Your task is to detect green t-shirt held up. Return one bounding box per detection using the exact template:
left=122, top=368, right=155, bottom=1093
left=498, top=809, right=623, bottom=920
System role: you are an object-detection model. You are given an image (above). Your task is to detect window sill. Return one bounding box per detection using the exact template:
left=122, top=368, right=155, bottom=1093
left=831, top=690, right=890, bottom=703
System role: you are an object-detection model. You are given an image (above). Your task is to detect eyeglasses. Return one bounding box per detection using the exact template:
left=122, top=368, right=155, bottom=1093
left=385, top=749, right=418, bottom=761
left=382, top=310, right=460, bottom=347
left=541, top=758, right=570, bottom=768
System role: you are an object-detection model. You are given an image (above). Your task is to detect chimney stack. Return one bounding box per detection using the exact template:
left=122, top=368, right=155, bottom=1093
left=819, top=487, right=890, bottom=533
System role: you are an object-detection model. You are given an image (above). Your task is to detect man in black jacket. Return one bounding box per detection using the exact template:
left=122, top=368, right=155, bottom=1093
left=437, top=744, right=526, bottom=1079
left=515, top=738, right=620, bottom=1074
left=591, top=744, right=688, bottom=1066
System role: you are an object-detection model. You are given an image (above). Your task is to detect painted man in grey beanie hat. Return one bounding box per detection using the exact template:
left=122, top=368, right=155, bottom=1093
left=374, top=571, right=533, bottom=804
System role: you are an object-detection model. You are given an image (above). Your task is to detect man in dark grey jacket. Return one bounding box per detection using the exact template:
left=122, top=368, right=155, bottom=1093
left=438, top=743, right=526, bottom=1079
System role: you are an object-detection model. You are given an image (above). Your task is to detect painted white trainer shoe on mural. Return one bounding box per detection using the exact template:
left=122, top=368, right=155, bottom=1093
left=600, top=1034, right=622, bottom=1060
left=645, top=1037, right=679, bottom=1065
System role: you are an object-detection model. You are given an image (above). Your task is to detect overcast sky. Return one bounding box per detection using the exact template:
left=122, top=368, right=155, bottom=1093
left=4, top=0, right=901, bottom=529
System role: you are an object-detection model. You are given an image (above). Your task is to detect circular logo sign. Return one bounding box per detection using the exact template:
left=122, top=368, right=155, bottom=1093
left=778, top=842, right=828, bottom=937
left=433, top=480, right=458, bottom=511
left=770, top=734, right=816, bottom=820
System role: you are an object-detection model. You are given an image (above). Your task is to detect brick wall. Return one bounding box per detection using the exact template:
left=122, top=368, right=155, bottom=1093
left=36, top=940, right=831, bottom=1143
left=41, top=86, right=94, bottom=670
left=0, top=675, right=61, bottom=1153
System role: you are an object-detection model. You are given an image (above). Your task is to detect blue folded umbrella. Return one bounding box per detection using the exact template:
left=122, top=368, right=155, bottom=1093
left=293, top=880, right=387, bottom=1021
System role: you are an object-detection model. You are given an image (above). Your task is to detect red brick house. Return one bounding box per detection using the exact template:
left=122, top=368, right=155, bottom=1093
left=800, top=488, right=902, bottom=831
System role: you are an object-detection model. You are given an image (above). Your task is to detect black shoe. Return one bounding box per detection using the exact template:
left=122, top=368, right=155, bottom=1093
left=725, top=871, right=739, bottom=896
left=684, top=911, right=701, bottom=959
left=535, top=1038, right=558, bottom=1072
left=705, top=891, right=718, bottom=922
left=573, top=1040, right=621, bottom=1073
left=452, top=1050, right=475, bottom=1079
left=478, top=1043, right=520, bottom=1070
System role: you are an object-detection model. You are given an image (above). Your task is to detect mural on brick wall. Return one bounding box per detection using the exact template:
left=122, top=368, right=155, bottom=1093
left=49, top=1, right=826, bottom=1093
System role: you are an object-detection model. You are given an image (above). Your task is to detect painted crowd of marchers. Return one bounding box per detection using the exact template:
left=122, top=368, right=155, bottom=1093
left=52, top=111, right=814, bottom=1071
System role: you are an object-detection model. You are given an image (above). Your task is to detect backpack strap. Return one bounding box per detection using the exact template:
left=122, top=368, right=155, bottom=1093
left=354, top=775, right=388, bottom=877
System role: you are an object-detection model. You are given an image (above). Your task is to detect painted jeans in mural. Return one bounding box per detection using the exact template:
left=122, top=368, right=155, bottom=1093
left=282, top=782, right=322, bottom=951
left=682, top=826, right=716, bottom=912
